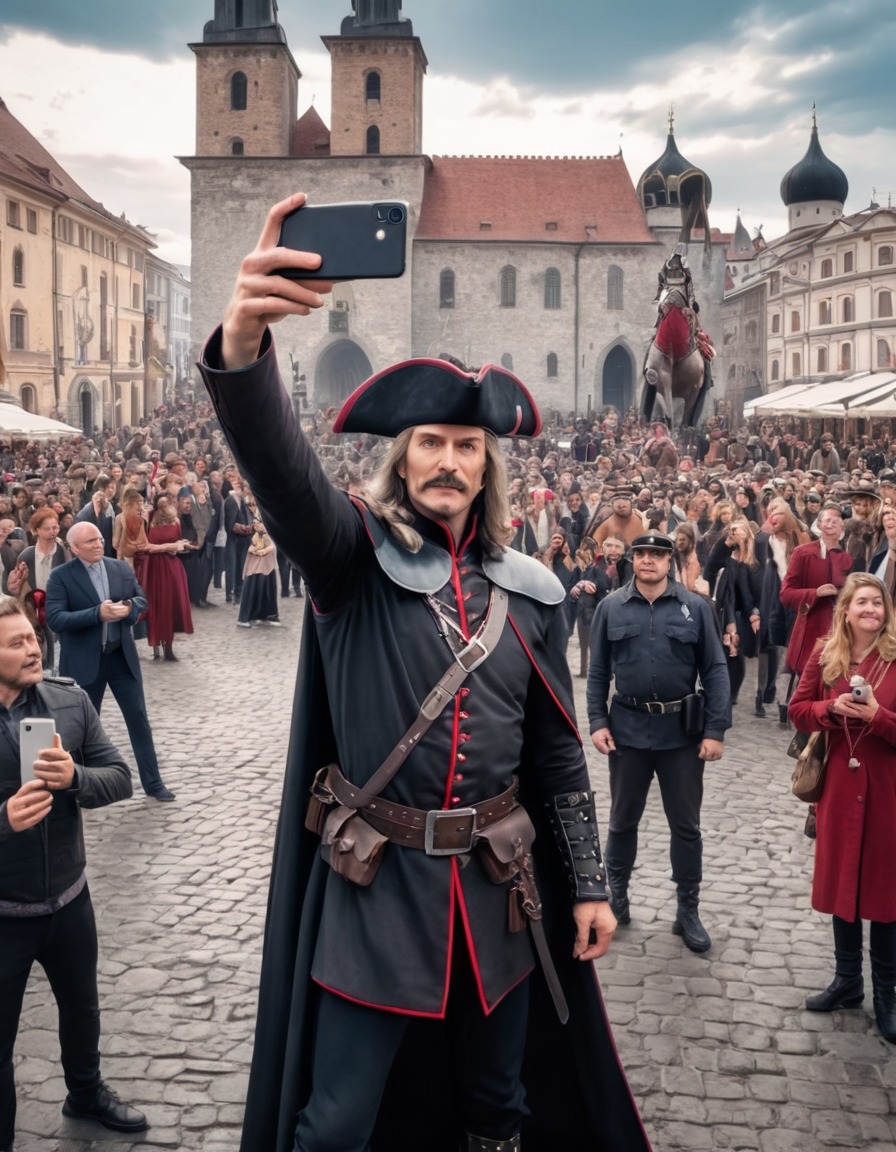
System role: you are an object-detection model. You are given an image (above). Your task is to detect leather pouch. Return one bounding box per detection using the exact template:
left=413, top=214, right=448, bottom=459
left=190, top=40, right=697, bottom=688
left=321, top=805, right=388, bottom=887
left=476, top=805, right=535, bottom=885
left=681, top=691, right=705, bottom=737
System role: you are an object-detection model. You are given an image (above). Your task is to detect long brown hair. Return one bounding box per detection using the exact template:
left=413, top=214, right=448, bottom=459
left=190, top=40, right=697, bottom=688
left=364, top=428, right=513, bottom=557
left=819, top=572, right=896, bottom=684
left=766, top=497, right=808, bottom=562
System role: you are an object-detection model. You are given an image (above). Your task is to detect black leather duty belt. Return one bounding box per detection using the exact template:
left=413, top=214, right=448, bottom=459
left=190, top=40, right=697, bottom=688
left=616, top=696, right=684, bottom=715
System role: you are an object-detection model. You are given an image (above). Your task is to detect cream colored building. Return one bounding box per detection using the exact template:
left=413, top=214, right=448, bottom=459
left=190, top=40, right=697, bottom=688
left=0, top=95, right=189, bottom=433
left=724, top=120, right=896, bottom=417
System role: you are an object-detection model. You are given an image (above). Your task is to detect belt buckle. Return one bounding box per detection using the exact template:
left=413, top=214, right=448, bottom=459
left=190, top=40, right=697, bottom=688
left=424, top=807, right=477, bottom=856
left=645, top=700, right=662, bottom=715
left=456, top=638, right=489, bottom=673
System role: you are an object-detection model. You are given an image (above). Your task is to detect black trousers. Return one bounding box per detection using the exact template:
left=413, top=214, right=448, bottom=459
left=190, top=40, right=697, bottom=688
left=0, top=886, right=102, bottom=1149
left=606, top=742, right=705, bottom=889
left=294, top=938, right=529, bottom=1152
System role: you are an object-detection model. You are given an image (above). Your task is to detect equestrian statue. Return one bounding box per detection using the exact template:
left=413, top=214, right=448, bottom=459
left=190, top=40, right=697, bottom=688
left=640, top=244, right=714, bottom=432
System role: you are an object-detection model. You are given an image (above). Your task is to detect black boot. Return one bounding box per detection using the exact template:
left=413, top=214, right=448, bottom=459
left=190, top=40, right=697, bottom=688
left=806, top=917, right=864, bottom=1011
left=464, top=1134, right=520, bottom=1152
left=672, top=885, right=711, bottom=952
left=778, top=702, right=790, bottom=725
left=870, top=922, right=896, bottom=1044
left=754, top=692, right=767, bottom=718
left=606, top=866, right=631, bottom=925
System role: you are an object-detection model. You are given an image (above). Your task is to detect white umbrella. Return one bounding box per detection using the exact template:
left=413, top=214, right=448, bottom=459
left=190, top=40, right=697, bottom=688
left=0, top=403, right=82, bottom=440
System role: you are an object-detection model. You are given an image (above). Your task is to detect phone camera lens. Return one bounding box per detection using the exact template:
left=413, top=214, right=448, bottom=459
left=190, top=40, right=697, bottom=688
left=387, top=206, right=405, bottom=225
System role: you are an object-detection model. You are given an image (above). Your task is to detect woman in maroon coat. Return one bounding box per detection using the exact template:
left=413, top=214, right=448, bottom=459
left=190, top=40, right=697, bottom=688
left=790, top=573, right=896, bottom=1044
left=780, top=503, right=855, bottom=676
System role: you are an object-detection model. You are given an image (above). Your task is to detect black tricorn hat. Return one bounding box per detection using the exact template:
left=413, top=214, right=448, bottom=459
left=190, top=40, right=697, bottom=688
left=332, top=358, right=542, bottom=438
left=631, top=532, right=674, bottom=553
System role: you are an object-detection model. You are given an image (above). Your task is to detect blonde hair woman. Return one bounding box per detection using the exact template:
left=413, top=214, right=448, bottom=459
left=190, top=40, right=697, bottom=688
left=790, top=573, right=896, bottom=1044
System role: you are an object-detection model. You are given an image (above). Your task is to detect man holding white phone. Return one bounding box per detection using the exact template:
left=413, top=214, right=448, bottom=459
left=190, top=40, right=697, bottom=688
left=0, top=598, right=148, bottom=1149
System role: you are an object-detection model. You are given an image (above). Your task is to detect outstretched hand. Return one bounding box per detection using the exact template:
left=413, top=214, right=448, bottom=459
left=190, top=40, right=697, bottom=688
left=222, top=193, right=333, bottom=370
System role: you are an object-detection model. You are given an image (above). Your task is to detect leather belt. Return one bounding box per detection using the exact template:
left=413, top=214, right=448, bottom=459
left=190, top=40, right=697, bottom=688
left=325, top=765, right=518, bottom=856
left=616, top=695, right=684, bottom=715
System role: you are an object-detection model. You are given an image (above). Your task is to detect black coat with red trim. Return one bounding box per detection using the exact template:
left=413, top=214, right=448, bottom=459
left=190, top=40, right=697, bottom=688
left=199, top=327, right=652, bottom=1152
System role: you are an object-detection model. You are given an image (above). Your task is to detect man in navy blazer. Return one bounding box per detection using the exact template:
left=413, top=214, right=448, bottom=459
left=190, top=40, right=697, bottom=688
left=45, top=522, right=175, bottom=802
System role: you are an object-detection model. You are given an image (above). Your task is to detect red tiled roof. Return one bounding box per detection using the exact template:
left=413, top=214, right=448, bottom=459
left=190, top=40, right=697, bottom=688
left=0, top=97, right=103, bottom=210
left=293, top=105, right=331, bottom=158
left=416, top=155, right=656, bottom=244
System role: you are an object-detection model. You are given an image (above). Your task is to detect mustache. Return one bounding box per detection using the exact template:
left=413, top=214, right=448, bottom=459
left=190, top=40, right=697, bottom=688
left=422, top=473, right=467, bottom=492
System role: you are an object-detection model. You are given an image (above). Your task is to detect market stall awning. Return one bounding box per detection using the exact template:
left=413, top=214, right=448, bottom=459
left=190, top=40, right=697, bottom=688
left=743, top=382, right=817, bottom=416
left=818, top=373, right=896, bottom=418
left=0, top=404, right=81, bottom=440
left=746, top=373, right=896, bottom=417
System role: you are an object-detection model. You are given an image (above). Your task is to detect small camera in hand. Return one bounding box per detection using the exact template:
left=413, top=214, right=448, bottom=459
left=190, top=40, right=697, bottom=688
left=849, top=675, right=871, bottom=703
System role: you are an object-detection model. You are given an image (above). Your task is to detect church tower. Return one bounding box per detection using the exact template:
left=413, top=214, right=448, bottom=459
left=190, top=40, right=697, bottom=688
left=322, top=0, right=427, bottom=157
left=190, top=0, right=300, bottom=157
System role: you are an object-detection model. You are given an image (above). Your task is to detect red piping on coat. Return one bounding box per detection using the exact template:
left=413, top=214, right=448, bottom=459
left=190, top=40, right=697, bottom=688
left=508, top=615, right=582, bottom=742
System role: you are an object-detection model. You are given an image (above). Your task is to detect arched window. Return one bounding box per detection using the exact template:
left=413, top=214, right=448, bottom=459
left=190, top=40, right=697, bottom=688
left=231, top=138, right=244, bottom=156
left=843, top=251, right=854, bottom=273
left=791, top=311, right=801, bottom=333
left=366, top=71, right=381, bottom=101
left=20, top=384, right=36, bottom=413
left=818, top=299, right=831, bottom=325
left=841, top=343, right=852, bottom=372
left=879, top=246, right=894, bottom=267
left=231, top=72, right=247, bottom=111
left=499, top=266, right=516, bottom=308
left=792, top=352, right=801, bottom=376
left=817, top=346, right=828, bottom=373
left=607, top=265, right=623, bottom=310
left=9, top=308, right=27, bottom=350
left=439, top=268, right=455, bottom=309
left=365, top=125, right=380, bottom=155
left=820, top=258, right=833, bottom=278
left=877, top=339, right=891, bottom=368
left=544, top=267, right=561, bottom=310
left=501, top=353, right=514, bottom=370
left=771, top=313, right=781, bottom=333
left=842, top=297, right=854, bottom=323
left=12, top=246, right=24, bottom=287
left=546, top=353, right=558, bottom=378
left=771, top=359, right=780, bottom=382
left=878, top=290, right=893, bottom=319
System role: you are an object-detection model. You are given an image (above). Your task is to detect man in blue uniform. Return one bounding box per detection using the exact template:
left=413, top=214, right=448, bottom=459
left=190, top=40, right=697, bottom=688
left=198, top=194, right=652, bottom=1152
left=587, top=532, right=730, bottom=952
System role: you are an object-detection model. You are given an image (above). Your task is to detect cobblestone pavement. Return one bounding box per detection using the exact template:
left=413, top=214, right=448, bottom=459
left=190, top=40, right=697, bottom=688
left=11, top=586, right=896, bottom=1152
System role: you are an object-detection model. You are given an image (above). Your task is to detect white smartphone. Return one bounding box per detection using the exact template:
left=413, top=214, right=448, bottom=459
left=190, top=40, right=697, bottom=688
left=20, top=718, right=56, bottom=784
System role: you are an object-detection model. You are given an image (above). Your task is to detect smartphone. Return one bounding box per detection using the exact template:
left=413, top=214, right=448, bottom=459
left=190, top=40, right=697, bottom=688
left=277, top=200, right=408, bottom=281
left=20, top=718, right=56, bottom=784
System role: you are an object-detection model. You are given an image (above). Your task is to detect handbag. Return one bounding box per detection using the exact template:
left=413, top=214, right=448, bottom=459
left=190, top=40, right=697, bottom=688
left=786, top=729, right=809, bottom=759
left=791, top=730, right=828, bottom=803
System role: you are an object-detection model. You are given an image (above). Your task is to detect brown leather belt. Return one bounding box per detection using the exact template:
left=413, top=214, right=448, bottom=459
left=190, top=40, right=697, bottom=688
left=326, top=765, right=518, bottom=856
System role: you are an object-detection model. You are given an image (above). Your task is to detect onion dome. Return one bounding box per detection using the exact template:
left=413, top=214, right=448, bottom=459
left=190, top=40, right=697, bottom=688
left=637, top=116, right=712, bottom=212
left=780, top=118, right=848, bottom=207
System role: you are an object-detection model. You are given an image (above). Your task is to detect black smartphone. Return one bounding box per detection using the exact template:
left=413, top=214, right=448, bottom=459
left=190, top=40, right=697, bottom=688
left=277, top=200, right=408, bottom=281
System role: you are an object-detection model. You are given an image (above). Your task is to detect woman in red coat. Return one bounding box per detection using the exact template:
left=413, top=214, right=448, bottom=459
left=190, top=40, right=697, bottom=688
left=780, top=502, right=855, bottom=676
left=789, top=573, right=896, bottom=1043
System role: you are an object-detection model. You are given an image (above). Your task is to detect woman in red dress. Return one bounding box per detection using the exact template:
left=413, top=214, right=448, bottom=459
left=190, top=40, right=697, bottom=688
left=143, top=494, right=193, bottom=661
left=790, top=573, right=896, bottom=1044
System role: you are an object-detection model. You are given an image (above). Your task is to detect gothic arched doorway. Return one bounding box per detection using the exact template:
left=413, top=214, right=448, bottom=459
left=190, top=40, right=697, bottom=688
left=314, top=340, right=374, bottom=410
left=601, top=345, right=635, bottom=413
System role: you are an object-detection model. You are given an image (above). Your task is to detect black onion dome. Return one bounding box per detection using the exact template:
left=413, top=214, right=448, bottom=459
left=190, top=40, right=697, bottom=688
left=780, top=124, right=848, bottom=206
left=638, top=131, right=713, bottom=209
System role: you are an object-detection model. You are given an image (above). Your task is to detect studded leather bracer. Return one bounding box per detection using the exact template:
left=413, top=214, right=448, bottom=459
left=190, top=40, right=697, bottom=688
left=546, top=790, right=609, bottom=901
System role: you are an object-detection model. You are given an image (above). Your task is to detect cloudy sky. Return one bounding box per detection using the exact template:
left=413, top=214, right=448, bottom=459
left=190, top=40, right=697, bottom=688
left=1, top=0, right=893, bottom=268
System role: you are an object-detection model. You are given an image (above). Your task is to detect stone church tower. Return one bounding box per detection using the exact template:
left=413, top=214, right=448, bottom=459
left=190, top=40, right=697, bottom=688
left=190, top=0, right=300, bottom=157
left=323, top=0, right=427, bottom=156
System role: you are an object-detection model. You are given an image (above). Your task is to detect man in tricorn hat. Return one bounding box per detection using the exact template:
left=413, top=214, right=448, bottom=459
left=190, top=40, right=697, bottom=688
left=587, top=532, right=730, bottom=953
left=197, top=195, right=651, bottom=1152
